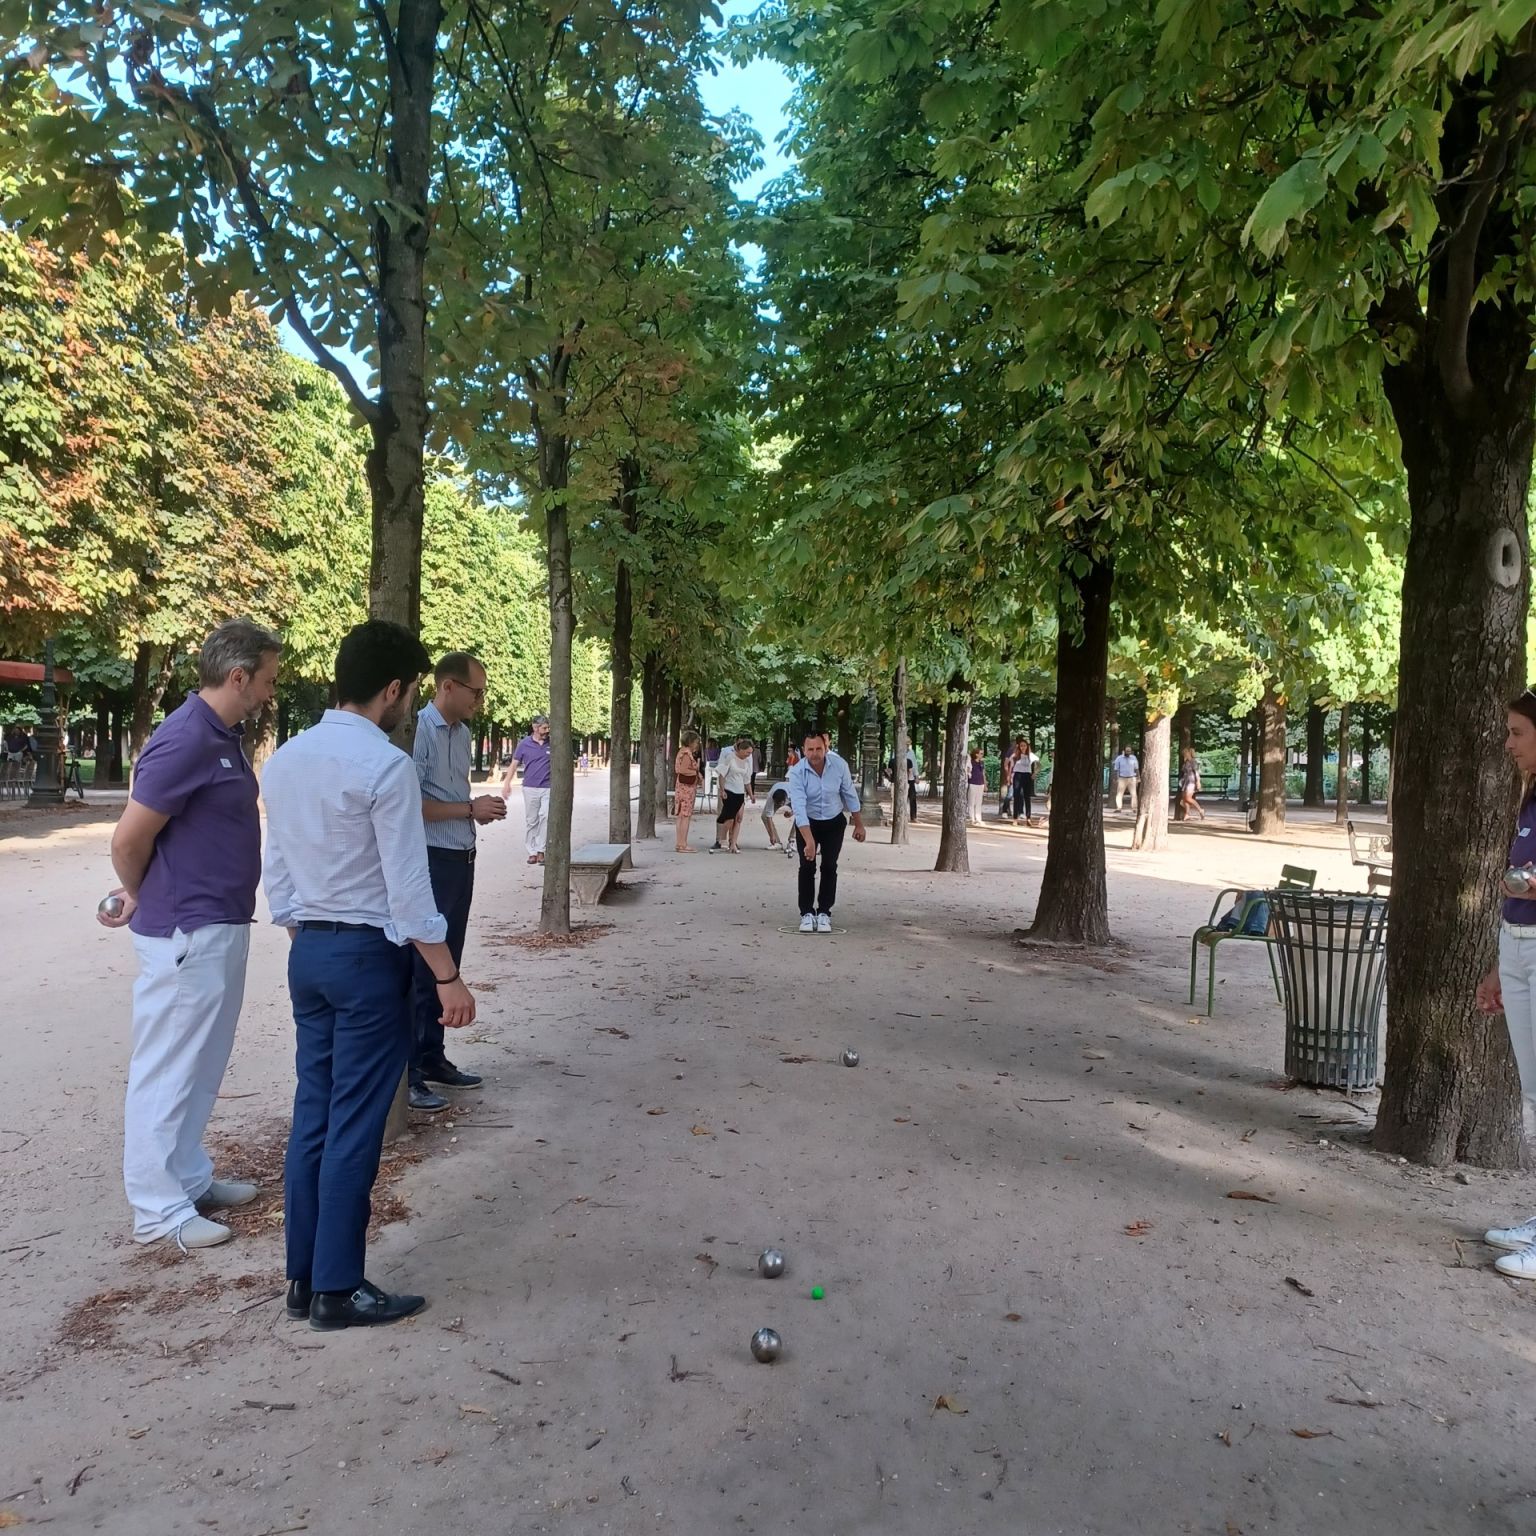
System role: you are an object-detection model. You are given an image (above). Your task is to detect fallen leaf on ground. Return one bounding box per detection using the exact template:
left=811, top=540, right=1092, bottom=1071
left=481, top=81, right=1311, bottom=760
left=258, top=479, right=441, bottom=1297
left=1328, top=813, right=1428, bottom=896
left=1216, top=1428, right=1231, bottom=1447
left=779, top=1054, right=812, bottom=1064
left=1326, top=1395, right=1381, bottom=1409
left=1082, top=1049, right=1109, bottom=1059
left=0, top=1513, right=22, bottom=1529
left=1290, top=1427, right=1333, bottom=1439
left=894, top=1117, right=910, bottom=1124
left=690, top=1125, right=713, bottom=1136
left=1004, top=1312, right=1022, bottom=1322
left=1124, top=1220, right=1154, bottom=1237
left=645, top=1108, right=666, bottom=1116
left=1226, top=1190, right=1276, bottom=1203
left=1127, top=1121, right=1149, bottom=1132
left=931, top=1394, right=968, bottom=1415
left=1284, top=1276, right=1315, bottom=1297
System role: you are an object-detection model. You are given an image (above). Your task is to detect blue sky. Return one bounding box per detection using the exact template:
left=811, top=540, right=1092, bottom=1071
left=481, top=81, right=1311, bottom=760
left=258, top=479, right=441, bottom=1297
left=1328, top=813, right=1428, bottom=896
left=699, top=1, right=795, bottom=202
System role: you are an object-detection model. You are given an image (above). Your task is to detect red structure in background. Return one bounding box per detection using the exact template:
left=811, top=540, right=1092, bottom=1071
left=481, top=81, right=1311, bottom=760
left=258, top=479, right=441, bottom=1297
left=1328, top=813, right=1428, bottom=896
left=0, top=661, right=75, bottom=688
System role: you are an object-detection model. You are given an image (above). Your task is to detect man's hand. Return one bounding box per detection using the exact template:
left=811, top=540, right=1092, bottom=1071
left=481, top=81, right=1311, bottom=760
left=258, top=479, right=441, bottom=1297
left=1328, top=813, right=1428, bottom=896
left=800, top=829, right=817, bottom=860
left=1475, top=968, right=1504, bottom=1016
left=95, top=887, right=137, bottom=929
left=471, top=795, right=507, bottom=824
left=852, top=821, right=867, bottom=843
left=436, top=977, right=476, bottom=1029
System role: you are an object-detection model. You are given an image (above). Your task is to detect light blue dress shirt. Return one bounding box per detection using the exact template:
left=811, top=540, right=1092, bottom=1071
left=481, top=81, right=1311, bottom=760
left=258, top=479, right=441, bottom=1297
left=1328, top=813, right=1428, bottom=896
left=414, top=700, right=475, bottom=851
left=788, top=750, right=861, bottom=827
left=261, top=710, right=447, bottom=946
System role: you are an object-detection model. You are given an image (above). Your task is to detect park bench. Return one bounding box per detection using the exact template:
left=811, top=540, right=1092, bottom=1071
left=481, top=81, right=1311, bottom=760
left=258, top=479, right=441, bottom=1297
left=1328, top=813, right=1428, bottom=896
left=1345, top=819, right=1392, bottom=893
left=1188, top=864, right=1317, bottom=1016
left=1168, top=771, right=1231, bottom=799
left=570, top=842, right=631, bottom=906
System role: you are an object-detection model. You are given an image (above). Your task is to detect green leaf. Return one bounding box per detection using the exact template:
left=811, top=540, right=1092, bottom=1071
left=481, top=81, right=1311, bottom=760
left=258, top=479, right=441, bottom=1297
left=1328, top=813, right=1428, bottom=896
left=1242, top=158, right=1328, bottom=257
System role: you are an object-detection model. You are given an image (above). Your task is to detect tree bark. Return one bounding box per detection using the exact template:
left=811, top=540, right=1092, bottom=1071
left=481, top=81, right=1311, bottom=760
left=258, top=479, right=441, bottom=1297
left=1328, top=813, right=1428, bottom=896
left=1251, top=687, right=1287, bottom=835
left=998, top=694, right=1012, bottom=758
left=1358, top=710, right=1373, bottom=805
left=608, top=463, right=638, bottom=846
left=1335, top=702, right=1350, bottom=825
left=540, top=492, right=575, bottom=936
left=1028, top=553, right=1113, bottom=943
left=1173, top=699, right=1194, bottom=759
left=246, top=699, right=277, bottom=775
left=890, top=657, right=910, bottom=846
left=933, top=680, right=972, bottom=872
left=835, top=692, right=855, bottom=760
left=1303, top=701, right=1327, bottom=807
left=635, top=652, right=660, bottom=839
left=1374, top=255, right=1535, bottom=1165
left=925, top=707, right=941, bottom=799
left=128, top=642, right=175, bottom=768
left=668, top=685, right=683, bottom=789
left=1131, top=695, right=1174, bottom=853
left=1237, top=712, right=1251, bottom=814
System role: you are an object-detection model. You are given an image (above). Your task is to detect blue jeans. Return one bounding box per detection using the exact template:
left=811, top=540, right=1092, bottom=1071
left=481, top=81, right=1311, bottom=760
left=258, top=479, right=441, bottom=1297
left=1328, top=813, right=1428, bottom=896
left=284, top=927, right=412, bottom=1293
left=410, top=849, right=474, bottom=1081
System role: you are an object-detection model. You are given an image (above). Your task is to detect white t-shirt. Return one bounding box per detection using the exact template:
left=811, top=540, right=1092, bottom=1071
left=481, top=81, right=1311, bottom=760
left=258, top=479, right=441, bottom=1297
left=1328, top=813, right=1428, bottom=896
left=1113, top=753, right=1138, bottom=778
left=1012, top=751, right=1039, bottom=776
left=717, top=750, right=754, bottom=795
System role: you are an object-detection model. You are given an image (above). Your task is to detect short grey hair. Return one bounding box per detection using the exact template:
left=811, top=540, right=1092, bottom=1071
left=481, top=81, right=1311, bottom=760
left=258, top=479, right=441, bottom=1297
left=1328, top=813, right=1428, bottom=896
left=199, top=619, right=282, bottom=688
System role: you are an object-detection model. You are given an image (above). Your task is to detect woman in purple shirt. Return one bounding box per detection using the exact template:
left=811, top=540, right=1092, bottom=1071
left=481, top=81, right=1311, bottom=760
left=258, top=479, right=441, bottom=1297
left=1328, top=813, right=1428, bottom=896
left=1477, top=689, right=1536, bottom=1276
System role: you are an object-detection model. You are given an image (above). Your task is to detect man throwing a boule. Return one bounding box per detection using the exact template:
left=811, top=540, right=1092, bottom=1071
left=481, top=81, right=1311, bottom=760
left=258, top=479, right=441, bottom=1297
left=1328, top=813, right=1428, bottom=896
left=788, top=729, right=866, bottom=934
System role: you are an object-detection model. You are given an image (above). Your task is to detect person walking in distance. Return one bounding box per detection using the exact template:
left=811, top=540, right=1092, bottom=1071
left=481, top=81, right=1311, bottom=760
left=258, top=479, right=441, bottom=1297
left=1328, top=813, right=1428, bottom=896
left=1178, top=746, right=1206, bottom=821
left=673, top=729, right=704, bottom=853
left=712, top=735, right=756, bottom=853
left=262, top=621, right=476, bottom=1330
left=789, top=729, right=867, bottom=933
left=408, top=652, right=506, bottom=1113
left=1112, top=745, right=1140, bottom=815
left=1010, top=737, right=1040, bottom=823
left=97, top=619, right=282, bottom=1250
left=966, top=746, right=987, bottom=824
left=501, top=714, right=552, bottom=865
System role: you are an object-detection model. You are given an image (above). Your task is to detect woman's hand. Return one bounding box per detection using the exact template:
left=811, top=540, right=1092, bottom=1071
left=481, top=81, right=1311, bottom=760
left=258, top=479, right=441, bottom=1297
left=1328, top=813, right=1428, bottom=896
left=1475, top=968, right=1503, bottom=1016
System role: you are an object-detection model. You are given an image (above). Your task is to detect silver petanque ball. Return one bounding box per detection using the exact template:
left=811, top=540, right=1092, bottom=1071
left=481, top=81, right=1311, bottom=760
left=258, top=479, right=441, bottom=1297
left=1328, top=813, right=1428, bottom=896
left=758, top=1248, right=786, bottom=1279
left=750, top=1327, right=782, bottom=1363
left=98, top=893, right=124, bottom=919
left=841, top=1049, right=860, bottom=1068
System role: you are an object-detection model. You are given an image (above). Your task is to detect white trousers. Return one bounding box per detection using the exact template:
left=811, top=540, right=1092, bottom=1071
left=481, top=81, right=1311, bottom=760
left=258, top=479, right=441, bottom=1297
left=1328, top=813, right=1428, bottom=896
left=1113, top=775, right=1139, bottom=812
left=1499, top=924, right=1536, bottom=1128
left=125, top=923, right=250, bottom=1241
left=967, top=783, right=985, bottom=822
left=523, top=786, right=550, bottom=855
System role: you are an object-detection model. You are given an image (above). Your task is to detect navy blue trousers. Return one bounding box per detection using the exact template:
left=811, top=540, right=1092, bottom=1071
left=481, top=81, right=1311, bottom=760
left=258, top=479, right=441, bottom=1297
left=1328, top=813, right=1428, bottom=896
left=284, top=927, right=412, bottom=1293
left=410, top=848, right=474, bottom=1082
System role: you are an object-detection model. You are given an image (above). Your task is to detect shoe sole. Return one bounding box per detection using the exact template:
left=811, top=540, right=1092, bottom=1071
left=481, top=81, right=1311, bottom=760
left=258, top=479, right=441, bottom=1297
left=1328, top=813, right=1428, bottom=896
left=1494, top=1260, right=1536, bottom=1278
left=1485, top=1235, right=1536, bottom=1252
left=286, top=1305, right=310, bottom=1320
left=410, top=1100, right=450, bottom=1113
left=309, top=1300, right=427, bottom=1332
left=422, top=1080, right=483, bottom=1090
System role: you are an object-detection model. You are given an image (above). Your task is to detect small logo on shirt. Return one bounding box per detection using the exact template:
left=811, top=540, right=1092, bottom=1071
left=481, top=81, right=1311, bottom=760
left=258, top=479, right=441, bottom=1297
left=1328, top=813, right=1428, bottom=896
left=1521, top=827, right=1531, bottom=838
left=220, top=757, right=233, bottom=768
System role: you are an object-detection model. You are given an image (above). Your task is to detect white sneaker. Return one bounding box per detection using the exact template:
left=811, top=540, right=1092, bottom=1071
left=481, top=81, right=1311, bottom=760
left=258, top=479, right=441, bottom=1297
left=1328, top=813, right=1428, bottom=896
left=198, top=1178, right=260, bottom=1210
left=1495, top=1242, right=1536, bottom=1279
left=798, top=914, right=816, bottom=934
left=168, top=1215, right=233, bottom=1252
left=1485, top=1216, right=1536, bottom=1252
left=816, top=913, right=833, bottom=934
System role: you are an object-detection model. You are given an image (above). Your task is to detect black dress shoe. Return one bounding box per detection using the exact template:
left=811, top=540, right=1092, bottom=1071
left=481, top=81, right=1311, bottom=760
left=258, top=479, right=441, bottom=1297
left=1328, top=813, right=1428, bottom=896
left=286, top=1279, right=313, bottom=1320
left=409, top=1081, right=449, bottom=1112
left=309, top=1279, right=426, bottom=1332
left=421, top=1060, right=483, bottom=1090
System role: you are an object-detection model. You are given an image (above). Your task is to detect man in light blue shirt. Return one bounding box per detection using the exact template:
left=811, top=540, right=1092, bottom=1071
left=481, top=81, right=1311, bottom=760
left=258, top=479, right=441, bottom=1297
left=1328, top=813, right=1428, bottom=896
left=787, top=729, right=867, bottom=934
left=408, top=651, right=506, bottom=1111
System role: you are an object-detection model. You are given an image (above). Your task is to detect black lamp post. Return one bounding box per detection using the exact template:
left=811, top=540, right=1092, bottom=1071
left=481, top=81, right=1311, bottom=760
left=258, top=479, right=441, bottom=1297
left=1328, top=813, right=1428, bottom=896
left=28, top=636, right=65, bottom=806
left=859, top=685, right=884, bottom=825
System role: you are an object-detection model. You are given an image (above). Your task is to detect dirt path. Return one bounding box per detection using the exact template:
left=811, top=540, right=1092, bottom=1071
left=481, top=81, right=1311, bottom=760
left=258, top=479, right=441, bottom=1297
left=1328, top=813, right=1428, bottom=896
left=1, top=781, right=1533, bottom=1534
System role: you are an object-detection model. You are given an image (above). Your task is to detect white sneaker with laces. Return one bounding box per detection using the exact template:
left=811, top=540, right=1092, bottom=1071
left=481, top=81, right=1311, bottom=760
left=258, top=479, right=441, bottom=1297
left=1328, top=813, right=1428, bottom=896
left=170, top=1215, right=233, bottom=1252
left=1485, top=1215, right=1536, bottom=1252
left=198, top=1178, right=260, bottom=1210
left=1495, top=1242, right=1536, bottom=1279
left=816, top=913, right=833, bottom=934
left=798, top=913, right=816, bottom=934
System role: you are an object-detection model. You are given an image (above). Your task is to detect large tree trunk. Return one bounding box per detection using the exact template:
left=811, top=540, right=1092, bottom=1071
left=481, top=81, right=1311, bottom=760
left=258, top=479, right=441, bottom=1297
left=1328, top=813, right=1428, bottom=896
left=1374, top=263, right=1534, bottom=1166
left=1173, top=699, right=1194, bottom=759
left=1335, top=702, right=1350, bottom=825
left=540, top=488, right=575, bottom=937
left=1236, top=711, right=1252, bottom=814
left=246, top=699, right=277, bottom=775
left=1251, top=687, right=1287, bottom=835
left=636, top=651, right=662, bottom=840
left=1358, top=710, right=1373, bottom=805
left=128, top=642, right=174, bottom=768
left=890, top=656, right=910, bottom=846
left=668, top=686, right=683, bottom=790
left=933, top=681, right=972, bottom=873
left=608, top=463, right=638, bottom=846
left=925, top=707, right=941, bottom=800
left=1303, top=701, right=1327, bottom=807
left=1131, top=692, right=1174, bottom=853
left=1028, top=554, right=1113, bottom=944
left=835, top=692, right=855, bottom=760
left=998, top=694, right=1012, bottom=758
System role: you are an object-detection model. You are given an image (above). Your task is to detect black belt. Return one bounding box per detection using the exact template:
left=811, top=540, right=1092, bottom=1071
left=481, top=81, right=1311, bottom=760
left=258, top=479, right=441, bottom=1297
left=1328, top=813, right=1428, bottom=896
left=427, top=846, right=476, bottom=863
left=298, top=920, right=381, bottom=933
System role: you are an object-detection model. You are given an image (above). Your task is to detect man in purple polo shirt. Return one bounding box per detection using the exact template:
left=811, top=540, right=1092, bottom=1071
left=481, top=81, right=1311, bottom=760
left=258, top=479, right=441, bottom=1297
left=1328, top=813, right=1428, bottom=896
left=97, top=620, right=282, bottom=1250
left=501, top=713, right=553, bottom=865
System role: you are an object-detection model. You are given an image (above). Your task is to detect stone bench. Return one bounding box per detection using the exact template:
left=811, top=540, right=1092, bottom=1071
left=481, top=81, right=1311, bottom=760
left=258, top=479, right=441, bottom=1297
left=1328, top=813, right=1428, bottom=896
left=570, top=842, right=630, bottom=906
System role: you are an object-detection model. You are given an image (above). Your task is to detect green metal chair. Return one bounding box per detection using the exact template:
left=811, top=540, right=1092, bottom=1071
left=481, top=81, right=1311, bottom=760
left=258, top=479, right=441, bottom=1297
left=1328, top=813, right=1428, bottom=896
left=1189, top=865, right=1317, bottom=1016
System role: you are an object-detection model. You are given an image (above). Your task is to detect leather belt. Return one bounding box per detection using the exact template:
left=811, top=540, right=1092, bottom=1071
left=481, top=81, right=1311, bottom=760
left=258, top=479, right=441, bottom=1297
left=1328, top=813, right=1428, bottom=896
left=427, top=846, right=476, bottom=863
left=298, top=920, right=381, bottom=933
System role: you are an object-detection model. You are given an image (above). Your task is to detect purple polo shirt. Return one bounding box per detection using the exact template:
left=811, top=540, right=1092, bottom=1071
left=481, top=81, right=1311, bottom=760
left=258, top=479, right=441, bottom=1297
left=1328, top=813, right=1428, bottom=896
left=1505, top=796, right=1536, bottom=924
left=128, top=694, right=260, bottom=937
left=513, top=734, right=552, bottom=790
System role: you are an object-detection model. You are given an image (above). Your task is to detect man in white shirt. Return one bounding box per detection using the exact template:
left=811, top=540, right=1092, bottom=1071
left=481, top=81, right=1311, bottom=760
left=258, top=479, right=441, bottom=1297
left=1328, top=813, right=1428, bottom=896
left=1111, top=748, right=1140, bottom=814
left=788, top=730, right=867, bottom=932
left=263, top=620, right=476, bottom=1332
left=711, top=735, right=756, bottom=854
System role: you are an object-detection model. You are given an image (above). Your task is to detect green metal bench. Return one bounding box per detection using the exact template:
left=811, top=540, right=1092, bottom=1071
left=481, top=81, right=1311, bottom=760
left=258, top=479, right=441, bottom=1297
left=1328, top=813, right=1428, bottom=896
left=1188, top=865, right=1317, bottom=1016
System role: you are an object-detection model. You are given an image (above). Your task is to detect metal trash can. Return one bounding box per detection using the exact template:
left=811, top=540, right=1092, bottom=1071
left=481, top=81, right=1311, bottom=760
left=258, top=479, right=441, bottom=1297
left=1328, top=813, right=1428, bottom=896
left=1269, top=890, right=1389, bottom=1090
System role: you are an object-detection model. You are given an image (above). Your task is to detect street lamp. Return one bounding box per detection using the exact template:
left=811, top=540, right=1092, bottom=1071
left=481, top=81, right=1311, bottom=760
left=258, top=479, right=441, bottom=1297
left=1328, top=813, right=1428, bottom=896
left=27, top=636, right=64, bottom=807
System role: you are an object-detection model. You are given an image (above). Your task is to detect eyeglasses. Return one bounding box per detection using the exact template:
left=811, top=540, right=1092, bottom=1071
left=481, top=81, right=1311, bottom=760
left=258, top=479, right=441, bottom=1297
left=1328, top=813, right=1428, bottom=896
left=450, top=678, right=486, bottom=701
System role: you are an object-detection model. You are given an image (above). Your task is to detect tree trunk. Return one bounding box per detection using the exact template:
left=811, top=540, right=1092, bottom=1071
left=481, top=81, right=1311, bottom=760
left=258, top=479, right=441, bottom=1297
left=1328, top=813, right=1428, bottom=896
left=1028, top=553, right=1113, bottom=943
left=1303, top=701, right=1327, bottom=807
left=1335, top=702, right=1350, bottom=825
left=668, top=685, right=683, bottom=790
left=93, top=693, right=110, bottom=785
left=1236, top=713, right=1251, bottom=814
left=925, top=707, right=941, bottom=799
left=1105, top=696, right=1119, bottom=786
left=1173, top=699, right=1194, bottom=759
left=1358, top=711, right=1373, bottom=805
left=1131, top=694, right=1174, bottom=853
left=1374, top=273, right=1535, bottom=1166
left=636, top=652, right=663, bottom=839
left=540, top=490, right=575, bottom=936
left=1251, top=687, right=1287, bottom=835
left=246, top=699, right=277, bottom=775
left=834, top=692, right=855, bottom=760
left=128, top=642, right=175, bottom=768
left=608, top=463, right=638, bottom=846
left=890, top=657, right=910, bottom=846
left=998, top=694, right=1012, bottom=758
left=933, top=681, right=972, bottom=873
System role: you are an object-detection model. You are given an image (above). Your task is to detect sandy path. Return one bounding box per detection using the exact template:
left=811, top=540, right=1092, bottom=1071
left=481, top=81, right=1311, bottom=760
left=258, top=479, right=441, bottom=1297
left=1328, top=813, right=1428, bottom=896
left=1, top=780, right=1534, bottom=1535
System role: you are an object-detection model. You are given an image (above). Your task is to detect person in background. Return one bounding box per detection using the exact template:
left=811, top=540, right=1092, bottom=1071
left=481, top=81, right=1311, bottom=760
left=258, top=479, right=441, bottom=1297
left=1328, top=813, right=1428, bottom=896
left=906, top=745, right=920, bottom=821
left=1112, top=745, right=1140, bottom=815
left=1010, top=737, right=1040, bottom=824
left=760, top=780, right=796, bottom=857
left=501, top=713, right=552, bottom=865
left=673, top=729, right=703, bottom=853
left=97, top=619, right=282, bottom=1251
left=408, top=651, right=505, bottom=1113
left=1178, top=745, right=1206, bottom=822
left=967, top=746, right=987, bottom=824
left=263, top=620, right=476, bottom=1331
left=711, top=735, right=756, bottom=854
